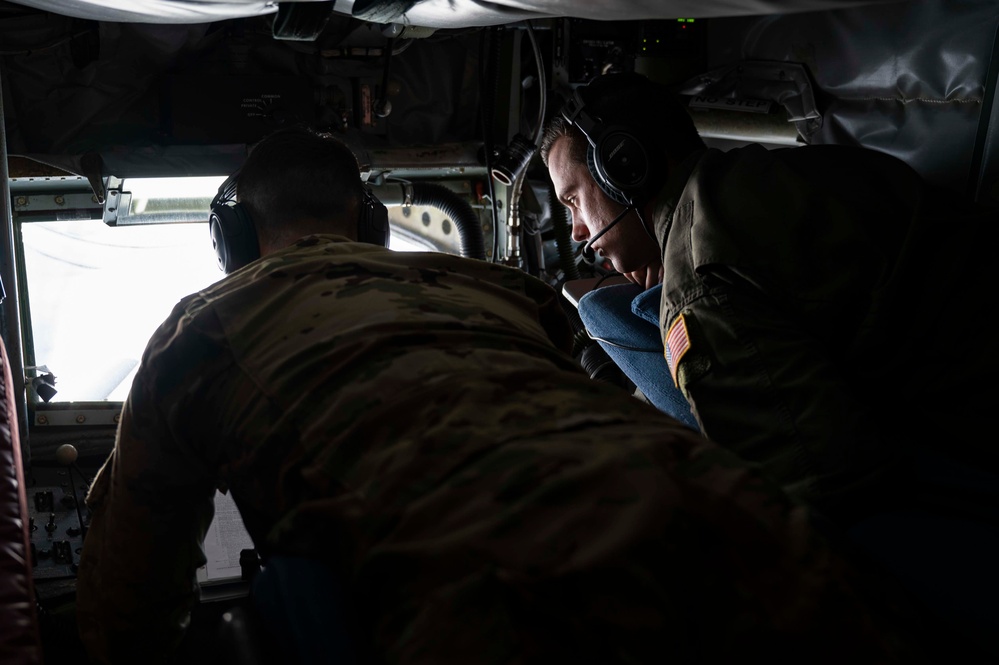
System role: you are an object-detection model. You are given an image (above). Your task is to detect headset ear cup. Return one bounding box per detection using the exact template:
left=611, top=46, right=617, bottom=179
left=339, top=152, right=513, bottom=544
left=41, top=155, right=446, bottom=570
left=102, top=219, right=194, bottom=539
left=209, top=203, right=259, bottom=275
left=592, top=128, right=652, bottom=207
left=586, top=144, right=632, bottom=207
left=358, top=188, right=390, bottom=247
left=566, top=82, right=654, bottom=208
left=209, top=210, right=228, bottom=273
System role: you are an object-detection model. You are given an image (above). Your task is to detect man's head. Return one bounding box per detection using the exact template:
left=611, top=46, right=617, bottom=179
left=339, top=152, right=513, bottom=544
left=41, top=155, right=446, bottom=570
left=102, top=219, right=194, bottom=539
left=237, top=126, right=366, bottom=254
left=540, top=73, right=704, bottom=274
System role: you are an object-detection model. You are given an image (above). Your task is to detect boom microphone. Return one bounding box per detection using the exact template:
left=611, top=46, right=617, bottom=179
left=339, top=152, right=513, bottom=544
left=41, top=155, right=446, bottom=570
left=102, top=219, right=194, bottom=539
left=581, top=205, right=634, bottom=261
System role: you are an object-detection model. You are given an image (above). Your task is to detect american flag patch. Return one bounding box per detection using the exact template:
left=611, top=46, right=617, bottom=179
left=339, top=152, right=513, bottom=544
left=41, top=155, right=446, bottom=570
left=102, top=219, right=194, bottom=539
left=664, top=313, right=691, bottom=386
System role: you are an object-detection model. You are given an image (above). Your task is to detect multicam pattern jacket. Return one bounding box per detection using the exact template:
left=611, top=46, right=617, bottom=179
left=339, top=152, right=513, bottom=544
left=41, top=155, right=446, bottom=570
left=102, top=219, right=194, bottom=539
left=653, top=144, right=999, bottom=522
left=77, top=235, right=914, bottom=664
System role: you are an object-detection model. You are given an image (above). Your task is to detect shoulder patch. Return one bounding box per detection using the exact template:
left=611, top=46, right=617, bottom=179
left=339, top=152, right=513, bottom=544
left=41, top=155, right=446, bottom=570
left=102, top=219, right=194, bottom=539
left=664, top=313, right=691, bottom=387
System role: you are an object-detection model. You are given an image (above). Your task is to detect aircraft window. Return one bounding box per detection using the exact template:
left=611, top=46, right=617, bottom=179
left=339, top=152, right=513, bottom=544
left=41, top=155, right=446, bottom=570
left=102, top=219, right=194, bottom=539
left=16, top=177, right=433, bottom=405
left=20, top=220, right=223, bottom=403
left=105, top=175, right=437, bottom=252
left=108, top=176, right=227, bottom=226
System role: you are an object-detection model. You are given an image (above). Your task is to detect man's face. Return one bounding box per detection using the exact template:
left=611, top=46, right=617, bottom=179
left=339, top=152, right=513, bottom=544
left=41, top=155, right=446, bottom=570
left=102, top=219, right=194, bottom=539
left=547, top=136, right=659, bottom=274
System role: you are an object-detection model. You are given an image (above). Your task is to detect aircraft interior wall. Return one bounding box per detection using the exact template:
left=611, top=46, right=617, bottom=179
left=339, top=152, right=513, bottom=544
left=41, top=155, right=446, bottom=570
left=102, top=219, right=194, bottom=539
left=2, top=1, right=999, bottom=662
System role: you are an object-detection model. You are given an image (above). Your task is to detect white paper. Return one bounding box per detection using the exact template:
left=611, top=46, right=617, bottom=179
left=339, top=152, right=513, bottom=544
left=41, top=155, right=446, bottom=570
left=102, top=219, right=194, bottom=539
left=196, top=489, right=254, bottom=585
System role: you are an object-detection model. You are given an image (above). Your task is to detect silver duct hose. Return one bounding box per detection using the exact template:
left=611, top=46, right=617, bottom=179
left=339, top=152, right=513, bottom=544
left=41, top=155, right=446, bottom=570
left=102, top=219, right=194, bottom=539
left=370, top=182, right=486, bottom=260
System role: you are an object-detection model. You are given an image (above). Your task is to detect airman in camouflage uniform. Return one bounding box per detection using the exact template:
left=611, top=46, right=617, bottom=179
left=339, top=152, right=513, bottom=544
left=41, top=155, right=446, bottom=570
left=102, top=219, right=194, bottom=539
left=543, top=73, right=999, bottom=659
left=77, top=236, right=920, bottom=663
left=77, top=128, right=918, bottom=664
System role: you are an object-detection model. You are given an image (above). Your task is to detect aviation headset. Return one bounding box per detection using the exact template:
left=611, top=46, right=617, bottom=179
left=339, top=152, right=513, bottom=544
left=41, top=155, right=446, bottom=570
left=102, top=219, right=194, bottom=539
left=209, top=169, right=390, bottom=275
left=558, top=76, right=659, bottom=209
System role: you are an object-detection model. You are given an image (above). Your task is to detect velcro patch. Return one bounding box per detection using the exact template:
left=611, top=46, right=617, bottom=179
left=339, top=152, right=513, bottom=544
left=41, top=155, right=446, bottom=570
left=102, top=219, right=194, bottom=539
left=664, top=313, right=691, bottom=387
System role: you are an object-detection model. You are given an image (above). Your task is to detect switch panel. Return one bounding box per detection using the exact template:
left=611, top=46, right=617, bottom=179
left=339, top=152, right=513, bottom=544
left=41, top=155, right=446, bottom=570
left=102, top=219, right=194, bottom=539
left=27, top=469, right=90, bottom=580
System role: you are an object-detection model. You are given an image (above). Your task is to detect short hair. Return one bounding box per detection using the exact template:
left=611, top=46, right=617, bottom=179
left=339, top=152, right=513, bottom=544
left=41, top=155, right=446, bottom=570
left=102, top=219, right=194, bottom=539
left=540, top=73, right=705, bottom=170
left=237, top=126, right=364, bottom=244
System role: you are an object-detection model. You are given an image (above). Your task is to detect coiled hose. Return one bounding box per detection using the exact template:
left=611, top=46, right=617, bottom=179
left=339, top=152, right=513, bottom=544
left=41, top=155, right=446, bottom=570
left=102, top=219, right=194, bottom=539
left=409, top=182, right=486, bottom=260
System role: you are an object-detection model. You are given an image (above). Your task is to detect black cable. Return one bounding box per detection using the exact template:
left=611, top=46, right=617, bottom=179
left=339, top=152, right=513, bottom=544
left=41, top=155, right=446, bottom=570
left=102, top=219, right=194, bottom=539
left=525, top=21, right=546, bottom=142
left=593, top=272, right=622, bottom=288
left=581, top=205, right=632, bottom=261
left=374, top=37, right=395, bottom=118
left=0, top=29, right=94, bottom=56
left=586, top=333, right=660, bottom=353
left=635, top=207, right=659, bottom=244
left=66, top=464, right=88, bottom=539
left=69, top=462, right=91, bottom=495
left=479, top=27, right=502, bottom=262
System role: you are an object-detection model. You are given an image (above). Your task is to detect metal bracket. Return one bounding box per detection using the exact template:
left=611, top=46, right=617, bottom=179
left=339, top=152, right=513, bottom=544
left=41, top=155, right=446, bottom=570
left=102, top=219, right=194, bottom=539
left=80, top=151, right=107, bottom=205
left=101, top=177, right=129, bottom=227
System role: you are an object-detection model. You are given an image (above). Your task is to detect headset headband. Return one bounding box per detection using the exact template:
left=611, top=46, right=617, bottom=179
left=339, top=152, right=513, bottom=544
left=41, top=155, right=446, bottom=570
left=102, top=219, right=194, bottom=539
left=209, top=170, right=388, bottom=275
left=560, top=83, right=651, bottom=208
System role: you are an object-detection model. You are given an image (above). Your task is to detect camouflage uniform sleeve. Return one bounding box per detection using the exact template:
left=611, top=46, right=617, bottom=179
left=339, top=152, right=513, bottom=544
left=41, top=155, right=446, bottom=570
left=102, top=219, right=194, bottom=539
left=76, top=298, right=229, bottom=664
left=666, top=291, right=893, bottom=515
left=523, top=273, right=575, bottom=355
left=656, top=147, right=904, bottom=517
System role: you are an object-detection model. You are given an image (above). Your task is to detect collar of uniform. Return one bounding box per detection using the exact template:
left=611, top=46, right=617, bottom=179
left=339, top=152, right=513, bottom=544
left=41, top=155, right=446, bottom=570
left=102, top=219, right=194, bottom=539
left=651, top=148, right=709, bottom=244
left=291, top=233, right=353, bottom=249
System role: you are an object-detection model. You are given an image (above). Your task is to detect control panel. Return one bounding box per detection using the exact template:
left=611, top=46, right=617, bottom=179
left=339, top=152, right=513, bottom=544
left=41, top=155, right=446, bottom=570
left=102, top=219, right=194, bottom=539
left=27, top=465, right=91, bottom=580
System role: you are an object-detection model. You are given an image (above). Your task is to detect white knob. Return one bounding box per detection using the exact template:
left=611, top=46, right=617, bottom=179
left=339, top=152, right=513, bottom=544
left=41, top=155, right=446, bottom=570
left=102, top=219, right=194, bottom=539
left=55, top=443, right=78, bottom=466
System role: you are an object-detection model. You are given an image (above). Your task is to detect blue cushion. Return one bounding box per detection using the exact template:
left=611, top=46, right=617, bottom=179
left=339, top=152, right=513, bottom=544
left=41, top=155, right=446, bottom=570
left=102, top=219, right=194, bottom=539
left=631, top=283, right=662, bottom=327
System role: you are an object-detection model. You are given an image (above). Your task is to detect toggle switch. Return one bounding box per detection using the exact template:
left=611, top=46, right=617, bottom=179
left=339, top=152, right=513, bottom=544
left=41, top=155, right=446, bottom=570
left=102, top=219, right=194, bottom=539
left=34, top=490, right=54, bottom=513
left=53, top=541, right=73, bottom=565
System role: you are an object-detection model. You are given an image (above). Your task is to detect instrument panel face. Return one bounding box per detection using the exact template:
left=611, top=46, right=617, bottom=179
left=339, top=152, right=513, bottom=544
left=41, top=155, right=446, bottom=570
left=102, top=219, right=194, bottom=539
left=27, top=465, right=92, bottom=580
